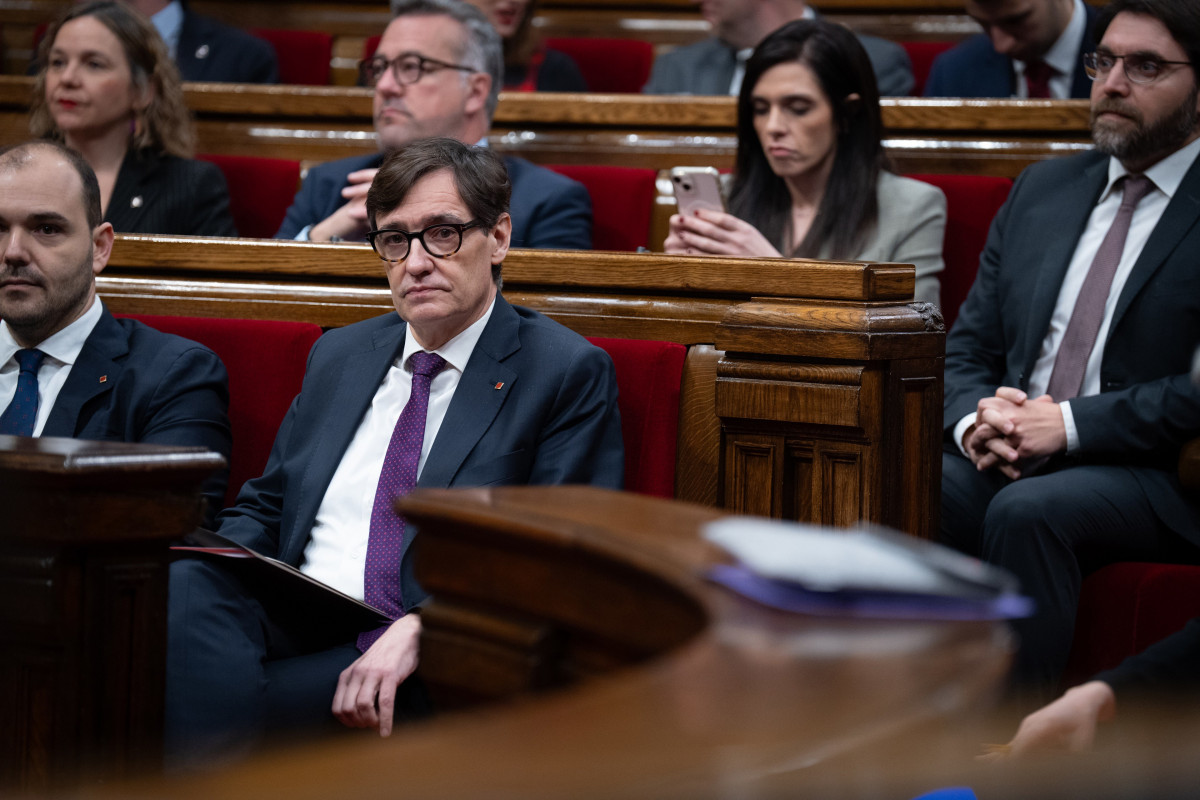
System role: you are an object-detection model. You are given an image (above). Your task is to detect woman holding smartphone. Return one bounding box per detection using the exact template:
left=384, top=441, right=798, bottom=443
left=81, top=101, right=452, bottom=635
left=664, top=19, right=944, bottom=305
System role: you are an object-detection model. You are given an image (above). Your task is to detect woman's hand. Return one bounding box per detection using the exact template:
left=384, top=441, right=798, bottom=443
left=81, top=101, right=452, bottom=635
left=663, top=209, right=782, bottom=257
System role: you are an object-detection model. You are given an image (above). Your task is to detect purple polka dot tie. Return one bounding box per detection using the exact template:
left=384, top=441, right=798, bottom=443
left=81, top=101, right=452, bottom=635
left=357, top=351, right=447, bottom=652
left=0, top=349, right=46, bottom=436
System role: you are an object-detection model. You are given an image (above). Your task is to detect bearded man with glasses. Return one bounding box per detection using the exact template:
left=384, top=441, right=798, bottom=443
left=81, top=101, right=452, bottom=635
left=167, top=137, right=623, bottom=767
left=940, top=0, right=1200, bottom=702
left=273, top=0, right=592, bottom=249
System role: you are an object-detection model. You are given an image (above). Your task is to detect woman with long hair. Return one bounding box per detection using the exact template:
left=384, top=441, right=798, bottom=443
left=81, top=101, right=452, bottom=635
left=665, top=19, right=944, bottom=304
left=30, top=0, right=236, bottom=236
left=464, top=0, right=587, bottom=91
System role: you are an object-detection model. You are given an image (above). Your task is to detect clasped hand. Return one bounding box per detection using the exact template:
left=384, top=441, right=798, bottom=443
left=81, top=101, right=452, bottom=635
left=332, top=612, right=420, bottom=737
left=964, top=386, right=1068, bottom=480
left=663, top=208, right=781, bottom=257
left=310, top=167, right=378, bottom=242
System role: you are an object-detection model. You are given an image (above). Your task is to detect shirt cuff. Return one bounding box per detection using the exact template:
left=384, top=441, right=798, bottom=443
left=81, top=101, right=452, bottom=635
left=294, top=225, right=312, bottom=242
left=1061, top=400, right=1080, bottom=453
left=953, top=412, right=977, bottom=457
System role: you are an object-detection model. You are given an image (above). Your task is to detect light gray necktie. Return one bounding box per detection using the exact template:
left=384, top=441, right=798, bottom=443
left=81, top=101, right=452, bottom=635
left=1046, top=174, right=1154, bottom=401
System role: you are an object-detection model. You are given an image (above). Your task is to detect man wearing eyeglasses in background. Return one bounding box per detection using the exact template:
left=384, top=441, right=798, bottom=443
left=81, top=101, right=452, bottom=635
left=273, top=0, right=591, bottom=248
left=940, top=0, right=1200, bottom=701
left=167, top=137, right=623, bottom=768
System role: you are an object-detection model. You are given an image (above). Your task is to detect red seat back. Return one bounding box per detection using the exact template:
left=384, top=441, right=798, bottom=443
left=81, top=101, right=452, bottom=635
left=119, top=314, right=323, bottom=507
left=197, top=153, right=301, bottom=239
left=900, top=41, right=957, bottom=96
left=586, top=337, right=686, bottom=498
left=547, top=164, right=658, bottom=251
left=907, top=173, right=1012, bottom=330
left=1064, top=562, right=1200, bottom=688
left=543, top=37, right=655, bottom=93
left=251, top=28, right=333, bottom=85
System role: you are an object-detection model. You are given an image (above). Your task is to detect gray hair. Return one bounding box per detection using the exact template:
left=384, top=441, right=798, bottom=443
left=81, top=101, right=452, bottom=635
left=390, top=0, right=504, bottom=119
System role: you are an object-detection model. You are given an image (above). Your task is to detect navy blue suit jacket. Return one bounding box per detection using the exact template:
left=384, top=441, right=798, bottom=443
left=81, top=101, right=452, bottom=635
left=40, top=307, right=232, bottom=525
left=924, top=4, right=1096, bottom=98
left=215, top=294, right=624, bottom=607
left=274, top=152, right=593, bottom=249
left=175, top=11, right=278, bottom=84
left=944, top=149, right=1200, bottom=542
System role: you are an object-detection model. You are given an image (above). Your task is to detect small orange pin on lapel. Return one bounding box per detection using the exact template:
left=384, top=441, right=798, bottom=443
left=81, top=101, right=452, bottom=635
left=99, top=375, right=107, bottom=384
left=494, top=381, right=504, bottom=390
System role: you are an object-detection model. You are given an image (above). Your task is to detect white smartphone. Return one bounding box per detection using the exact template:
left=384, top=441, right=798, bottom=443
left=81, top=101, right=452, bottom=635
left=670, top=166, right=726, bottom=217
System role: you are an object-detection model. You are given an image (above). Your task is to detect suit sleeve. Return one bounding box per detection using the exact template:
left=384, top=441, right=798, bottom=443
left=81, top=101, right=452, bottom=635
left=1070, top=373, right=1200, bottom=461
left=887, top=181, right=945, bottom=306
left=189, top=159, right=238, bottom=237
left=642, top=49, right=685, bottom=94
left=521, top=176, right=593, bottom=250
left=239, top=32, right=279, bottom=84
left=923, top=52, right=953, bottom=98
left=528, top=344, right=625, bottom=489
left=136, top=345, right=233, bottom=528
left=864, top=36, right=914, bottom=97
left=275, top=165, right=335, bottom=239
left=1097, top=617, right=1200, bottom=696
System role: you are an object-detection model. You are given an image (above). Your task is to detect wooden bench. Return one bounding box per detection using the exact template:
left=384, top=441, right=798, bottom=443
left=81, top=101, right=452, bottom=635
left=96, top=234, right=945, bottom=538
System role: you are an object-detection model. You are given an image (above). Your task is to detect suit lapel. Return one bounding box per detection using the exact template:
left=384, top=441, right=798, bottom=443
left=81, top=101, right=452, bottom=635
left=1018, top=156, right=1110, bottom=378
left=417, top=296, right=520, bottom=489
left=1109, top=153, right=1200, bottom=334
left=105, top=151, right=152, bottom=231
left=41, top=308, right=125, bottom=437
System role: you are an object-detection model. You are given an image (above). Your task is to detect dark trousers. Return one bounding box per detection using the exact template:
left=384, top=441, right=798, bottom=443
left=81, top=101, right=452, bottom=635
left=940, top=448, right=1200, bottom=699
left=165, top=556, right=430, bottom=770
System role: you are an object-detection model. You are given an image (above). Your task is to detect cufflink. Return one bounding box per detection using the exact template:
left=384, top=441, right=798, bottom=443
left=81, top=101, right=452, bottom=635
left=131, top=196, right=143, bottom=208
left=195, top=44, right=210, bottom=59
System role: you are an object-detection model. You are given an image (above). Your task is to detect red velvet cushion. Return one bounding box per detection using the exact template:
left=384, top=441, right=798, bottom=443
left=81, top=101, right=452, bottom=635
left=543, top=37, right=655, bottom=93
left=907, top=174, right=1012, bottom=330
left=1064, top=562, right=1200, bottom=688
left=587, top=337, right=686, bottom=498
left=900, top=41, right=956, bottom=96
left=197, top=153, right=301, bottom=239
left=547, top=164, right=658, bottom=251
left=250, top=28, right=333, bottom=85
left=118, top=314, right=322, bottom=508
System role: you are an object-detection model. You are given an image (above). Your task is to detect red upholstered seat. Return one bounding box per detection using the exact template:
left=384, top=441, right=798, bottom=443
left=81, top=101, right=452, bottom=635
left=118, top=314, right=322, bottom=507
left=1064, top=562, right=1200, bottom=688
left=907, top=173, right=1012, bottom=330
left=197, top=153, right=301, bottom=239
left=543, top=37, right=655, bottom=93
left=250, top=28, right=333, bottom=85
left=900, top=41, right=956, bottom=96
left=547, top=164, right=658, bottom=251
left=587, top=337, right=686, bottom=498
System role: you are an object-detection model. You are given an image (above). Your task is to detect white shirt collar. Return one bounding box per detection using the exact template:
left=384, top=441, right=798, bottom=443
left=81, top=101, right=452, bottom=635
left=400, top=295, right=496, bottom=374
left=1102, top=135, right=1200, bottom=202
left=0, top=297, right=103, bottom=369
left=151, top=0, right=185, bottom=61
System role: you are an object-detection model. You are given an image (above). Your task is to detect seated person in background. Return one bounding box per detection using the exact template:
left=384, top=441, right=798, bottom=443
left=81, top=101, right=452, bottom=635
left=939, top=0, right=1200, bottom=700
left=664, top=19, right=945, bottom=305
left=168, top=137, right=624, bottom=767
left=124, top=0, right=278, bottom=84
left=925, top=0, right=1096, bottom=98
left=464, top=0, right=587, bottom=91
left=0, top=140, right=231, bottom=525
left=275, top=0, right=591, bottom=248
left=643, top=0, right=913, bottom=97
left=30, top=1, right=237, bottom=237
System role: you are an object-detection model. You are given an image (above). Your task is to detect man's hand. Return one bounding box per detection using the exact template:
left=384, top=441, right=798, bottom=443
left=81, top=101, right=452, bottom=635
left=663, top=208, right=781, bottom=257
left=967, top=388, right=1067, bottom=479
left=308, top=168, right=379, bottom=242
left=332, top=612, right=420, bottom=737
left=980, top=681, right=1116, bottom=761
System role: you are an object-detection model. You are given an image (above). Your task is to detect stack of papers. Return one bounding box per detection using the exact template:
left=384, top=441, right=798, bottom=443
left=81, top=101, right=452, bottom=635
left=704, top=518, right=1032, bottom=620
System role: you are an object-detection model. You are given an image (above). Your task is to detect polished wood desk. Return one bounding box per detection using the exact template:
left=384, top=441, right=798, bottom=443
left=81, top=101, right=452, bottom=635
left=80, top=486, right=1014, bottom=799
left=0, top=436, right=225, bottom=794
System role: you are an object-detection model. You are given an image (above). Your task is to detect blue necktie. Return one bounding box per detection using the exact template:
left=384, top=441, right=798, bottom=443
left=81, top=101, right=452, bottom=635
left=0, top=349, right=47, bottom=436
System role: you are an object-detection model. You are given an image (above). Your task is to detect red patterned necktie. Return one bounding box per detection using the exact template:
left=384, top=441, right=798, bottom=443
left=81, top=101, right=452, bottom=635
left=1025, top=59, right=1054, bottom=98
left=1046, top=175, right=1154, bottom=401
left=0, top=349, right=46, bottom=436
left=357, top=350, right=447, bottom=652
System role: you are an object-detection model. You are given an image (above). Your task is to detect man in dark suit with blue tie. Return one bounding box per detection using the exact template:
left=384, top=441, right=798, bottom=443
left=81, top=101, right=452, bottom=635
left=940, top=0, right=1200, bottom=698
left=0, top=140, right=231, bottom=522
left=167, top=137, right=624, bottom=767
left=274, top=0, right=592, bottom=249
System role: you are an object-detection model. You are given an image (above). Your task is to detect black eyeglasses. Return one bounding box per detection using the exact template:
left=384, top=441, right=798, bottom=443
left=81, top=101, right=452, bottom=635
left=1084, top=51, right=1193, bottom=85
left=358, top=52, right=476, bottom=88
left=367, top=220, right=484, bottom=263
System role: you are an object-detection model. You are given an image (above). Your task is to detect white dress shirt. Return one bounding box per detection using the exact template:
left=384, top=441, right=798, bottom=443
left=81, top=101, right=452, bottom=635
left=299, top=298, right=496, bottom=599
left=955, top=137, right=1200, bottom=455
left=0, top=299, right=103, bottom=436
left=1012, top=0, right=1087, bottom=99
